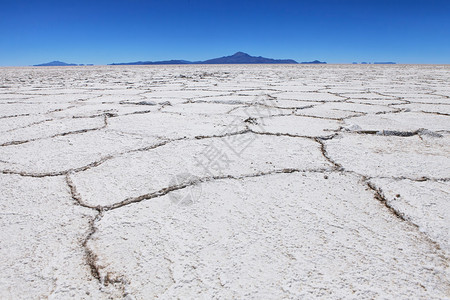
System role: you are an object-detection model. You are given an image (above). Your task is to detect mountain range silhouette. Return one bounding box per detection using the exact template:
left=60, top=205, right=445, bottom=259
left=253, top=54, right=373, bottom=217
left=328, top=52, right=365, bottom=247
left=34, top=53, right=328, bottom=66
left=109, top=52, right=306, bottom=65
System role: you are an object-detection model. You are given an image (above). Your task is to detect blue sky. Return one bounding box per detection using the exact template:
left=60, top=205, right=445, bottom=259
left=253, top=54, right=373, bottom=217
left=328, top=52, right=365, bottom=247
left=1, top=0, right=449, bottom=66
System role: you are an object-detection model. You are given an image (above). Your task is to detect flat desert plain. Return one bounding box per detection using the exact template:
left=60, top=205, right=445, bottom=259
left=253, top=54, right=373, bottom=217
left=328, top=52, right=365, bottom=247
left=0, top=65, right=449, bottom=299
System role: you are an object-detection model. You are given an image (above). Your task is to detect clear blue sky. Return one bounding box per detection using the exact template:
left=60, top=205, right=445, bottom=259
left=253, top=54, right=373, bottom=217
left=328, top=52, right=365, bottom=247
left=1, top=0, right=449, bottom=66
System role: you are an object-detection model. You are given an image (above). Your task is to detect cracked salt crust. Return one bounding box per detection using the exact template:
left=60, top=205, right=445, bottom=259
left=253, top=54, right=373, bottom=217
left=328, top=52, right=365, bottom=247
left=107, top=111, right=247, bottom=139
left=0, top=65, right=449, bottom=299
left=161, top=102, right=242, bottom=115
left=325, top=133, right=450, bottom=179
left=192, top=94, right=260, bottom=104
left=0, top=115, right=106, bottom=146
left=396, top=103, right=450, bottom=115
left=70, top=133, right=331, bottom=207
left=0, top=174, right=121, bottom=299
left=253, top=99, right=324, bottom=109
left=340, top=92, right=396, bottom=100
left=248, top=115, right=342, bottom=137
left=346, top=111, right=450, bottom=132
left=50, top=103, right=161, bottom=119
left=0, top=130, right=160, bottom=175
left=293, top=105, right=363, bottom=119
left=89, top=173, right=449, bottom=299
left=276, top=91, right=345, bottom=102
left=319, top=101, right=398, bottom=114
left=0, top=115, right=51, bottom=133
left=0, top=102, right=72, bottom=118
left=368, top=178, right=450, bottom=253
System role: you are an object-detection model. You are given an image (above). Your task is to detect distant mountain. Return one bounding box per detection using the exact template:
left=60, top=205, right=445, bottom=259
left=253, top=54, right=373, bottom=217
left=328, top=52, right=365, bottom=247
left=111, top=60, right=193, bottom=66
left=109, top=52, right=299, bottom=65
left=34, top=61, right=79, bottom=66
left=374, top=62, right=396, bottom=64
left=353, top=62, right=396, bottom=65
left=201, top=52, right=298, bottom=64
left=301, top=60, right=327, bottom=64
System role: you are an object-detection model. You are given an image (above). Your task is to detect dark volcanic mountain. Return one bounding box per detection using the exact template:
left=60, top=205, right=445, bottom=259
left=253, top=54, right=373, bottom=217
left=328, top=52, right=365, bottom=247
left=111, top=60, right=192, bottom=66
left=109, top=52, right=299, bottom=65
left=301, top=60, right=327, bottom=64
left=201, top=52, right=298, bottom=64
left=34, top=61, right=79, bottom=66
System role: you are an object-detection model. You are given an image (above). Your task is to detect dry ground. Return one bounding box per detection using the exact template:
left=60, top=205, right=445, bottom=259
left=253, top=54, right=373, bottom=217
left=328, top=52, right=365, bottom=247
left=0, top=65, right=449, bottom=299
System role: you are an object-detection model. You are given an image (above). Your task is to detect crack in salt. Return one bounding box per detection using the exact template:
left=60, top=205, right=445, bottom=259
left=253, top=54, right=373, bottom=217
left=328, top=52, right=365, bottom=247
left=0, top=114, right=110, bottom=147
left=365, top=179, right=446, bottom=256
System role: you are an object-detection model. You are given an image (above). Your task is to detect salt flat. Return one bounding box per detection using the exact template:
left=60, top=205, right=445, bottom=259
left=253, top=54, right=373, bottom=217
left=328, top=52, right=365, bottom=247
left=0, top=65, right=449, bottom=299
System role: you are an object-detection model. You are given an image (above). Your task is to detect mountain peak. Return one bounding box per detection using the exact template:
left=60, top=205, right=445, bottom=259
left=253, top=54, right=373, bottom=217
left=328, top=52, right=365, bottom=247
left=202, top=52, right=298, bottom=64
left=232, top=52, right=250, bottom=57
left=34, top=61, right=79, bottom=66
left=110, top=52, right=299, bottom=65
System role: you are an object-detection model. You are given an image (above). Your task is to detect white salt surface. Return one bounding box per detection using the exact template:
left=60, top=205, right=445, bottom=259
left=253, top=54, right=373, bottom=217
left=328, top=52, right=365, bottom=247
left=0, top=65, right=449, bottom=299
